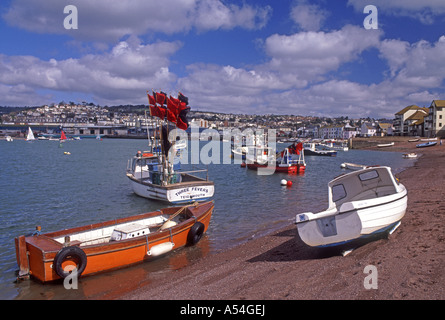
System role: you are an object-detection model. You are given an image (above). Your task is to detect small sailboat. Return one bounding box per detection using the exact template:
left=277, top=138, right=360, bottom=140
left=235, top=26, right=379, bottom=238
left=60, top=130, right=67, bottom=141
left=25, top=127, right=35, bottom=142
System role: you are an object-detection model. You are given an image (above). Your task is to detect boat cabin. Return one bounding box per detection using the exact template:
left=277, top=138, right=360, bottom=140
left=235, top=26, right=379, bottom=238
left=328, top=167, right=400, bottom=210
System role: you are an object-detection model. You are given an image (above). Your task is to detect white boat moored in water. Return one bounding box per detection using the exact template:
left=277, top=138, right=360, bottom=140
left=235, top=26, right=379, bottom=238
left=295, top=166, right=407, bottom=247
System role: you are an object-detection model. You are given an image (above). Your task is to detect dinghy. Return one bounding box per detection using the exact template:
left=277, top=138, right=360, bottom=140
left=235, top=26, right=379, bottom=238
left=15, top=201, right=214, bottom=283
left=416, top=141, right=437, bottom=148
left=295, top=166, right=407, bottom=247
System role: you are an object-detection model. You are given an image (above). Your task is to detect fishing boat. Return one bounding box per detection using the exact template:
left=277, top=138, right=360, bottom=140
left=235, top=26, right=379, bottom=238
left=127, top=150, right=214, bottom=203
left=15, top=201, right=214, bottom=283
left=295, top=166, right=407, bottom=248
left=416, top=141, right=437, bottom=148
left=25, top=127, right=35, bottom=142
left=246, top=143, right=306, bottom=174
left=377, top=142, right=394, bottom=148
left=231, top=146, right=248, bottom=160
left=402, top=153, right=417, bottom=159
left=303, top=143, right=337, bottom=157
left=126, top=91, right=214, bottom=204
left=340, top=162, right=368, bottom=171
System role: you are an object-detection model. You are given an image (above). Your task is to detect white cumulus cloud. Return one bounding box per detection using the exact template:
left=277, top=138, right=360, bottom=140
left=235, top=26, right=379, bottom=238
left=3, top=0, right=272, bottom=42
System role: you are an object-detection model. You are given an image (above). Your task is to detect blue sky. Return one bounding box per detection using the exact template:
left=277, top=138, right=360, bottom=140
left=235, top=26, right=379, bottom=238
left=1, top=0, right=445, bottom=118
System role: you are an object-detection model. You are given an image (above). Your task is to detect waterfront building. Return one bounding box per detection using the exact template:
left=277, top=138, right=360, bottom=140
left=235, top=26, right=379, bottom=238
left=424, top=100, right=445, bottom=138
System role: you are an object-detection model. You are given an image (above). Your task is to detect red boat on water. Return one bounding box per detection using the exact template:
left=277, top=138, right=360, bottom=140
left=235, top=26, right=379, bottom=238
left=15, top=201, right=214, bottom=283
left=245, top=143, right=306, bottom=174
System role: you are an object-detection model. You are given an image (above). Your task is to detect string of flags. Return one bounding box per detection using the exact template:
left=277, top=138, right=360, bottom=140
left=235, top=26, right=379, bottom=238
left=147, top=91, right=190, bottom=130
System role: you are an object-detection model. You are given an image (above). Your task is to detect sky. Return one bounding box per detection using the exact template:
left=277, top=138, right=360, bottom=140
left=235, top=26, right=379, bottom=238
left=1, top=0, right=445, bottom=119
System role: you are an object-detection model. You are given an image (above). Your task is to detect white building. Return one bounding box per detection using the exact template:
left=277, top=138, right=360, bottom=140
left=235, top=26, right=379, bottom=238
left=424, top=100, right=445, bottom=138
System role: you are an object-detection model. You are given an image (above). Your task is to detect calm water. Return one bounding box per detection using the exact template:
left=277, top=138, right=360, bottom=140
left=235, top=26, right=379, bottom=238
left=0, top=138, right=412, bottom=299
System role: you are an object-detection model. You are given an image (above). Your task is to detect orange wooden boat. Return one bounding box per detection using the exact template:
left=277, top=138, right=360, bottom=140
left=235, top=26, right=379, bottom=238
left=15, top=201, right=214, bottom=283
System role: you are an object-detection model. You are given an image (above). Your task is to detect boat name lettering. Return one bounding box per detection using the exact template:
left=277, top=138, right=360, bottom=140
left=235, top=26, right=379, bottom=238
left=175, top=187, right=210, bottom=197
left=175, top=188, right=190, bottom=196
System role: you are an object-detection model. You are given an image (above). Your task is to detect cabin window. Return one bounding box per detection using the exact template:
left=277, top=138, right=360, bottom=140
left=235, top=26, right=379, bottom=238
left=358, top=170, right=379, bottom=181
left=332, top=184, right=347, bottom=202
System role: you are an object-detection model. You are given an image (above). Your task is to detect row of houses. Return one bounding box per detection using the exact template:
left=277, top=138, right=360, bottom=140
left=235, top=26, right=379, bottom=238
left=315, top=122, right=392, bottom=140
left=394, top=100, right=445, bottom=138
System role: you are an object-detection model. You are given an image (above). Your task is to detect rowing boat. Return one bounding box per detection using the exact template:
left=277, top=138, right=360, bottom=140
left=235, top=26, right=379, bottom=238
left=15, top=201, right=214, bottom=283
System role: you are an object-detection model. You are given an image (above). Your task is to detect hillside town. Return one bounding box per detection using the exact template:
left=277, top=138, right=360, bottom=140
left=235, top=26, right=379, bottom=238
left=1, top=99, right=444, bottom=139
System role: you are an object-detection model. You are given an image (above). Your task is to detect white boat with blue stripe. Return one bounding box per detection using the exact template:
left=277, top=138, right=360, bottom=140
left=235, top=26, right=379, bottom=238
left=295, top=166, right=407, bottom=248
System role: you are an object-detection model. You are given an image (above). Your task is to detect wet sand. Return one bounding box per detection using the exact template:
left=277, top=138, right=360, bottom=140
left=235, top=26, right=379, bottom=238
left=122, top=139, right=445, bottom=300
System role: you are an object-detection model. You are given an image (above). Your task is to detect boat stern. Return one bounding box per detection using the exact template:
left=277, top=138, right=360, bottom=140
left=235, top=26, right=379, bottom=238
left=295, top=211, right=362, bottom=247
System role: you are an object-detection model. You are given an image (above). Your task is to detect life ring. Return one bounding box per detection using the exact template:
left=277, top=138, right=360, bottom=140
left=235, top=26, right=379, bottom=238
left=53, top=246, right=87, bottom=279
left=187, top=222, right=205, bottom=246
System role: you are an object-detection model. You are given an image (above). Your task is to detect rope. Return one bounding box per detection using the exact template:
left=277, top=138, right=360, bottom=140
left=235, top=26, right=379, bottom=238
left=157, top=203, right=197, bottom=232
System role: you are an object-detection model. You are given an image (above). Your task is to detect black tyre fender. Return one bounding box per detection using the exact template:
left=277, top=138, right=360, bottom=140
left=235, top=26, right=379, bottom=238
left=53, top=246, right=87, bottom=279
left=187, top=222, right=205, bottom=246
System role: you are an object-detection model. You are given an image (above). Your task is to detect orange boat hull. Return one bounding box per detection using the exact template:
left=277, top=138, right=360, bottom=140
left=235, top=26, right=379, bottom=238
left=15, top=202, right=214, bottom=283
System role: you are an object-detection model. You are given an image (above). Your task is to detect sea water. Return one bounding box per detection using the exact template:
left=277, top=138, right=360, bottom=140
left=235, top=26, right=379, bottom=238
left=0, top=138, right=411, bottom=299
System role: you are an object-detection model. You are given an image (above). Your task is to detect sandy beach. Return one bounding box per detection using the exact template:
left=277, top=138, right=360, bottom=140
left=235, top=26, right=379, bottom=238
left=122, top=138, right=445, bottom=300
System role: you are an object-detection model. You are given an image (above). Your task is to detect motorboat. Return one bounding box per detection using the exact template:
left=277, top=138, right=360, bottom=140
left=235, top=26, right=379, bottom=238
left=127, top=149, right=214, bottom=204
left=340, top=162, right=368, bottom=171
left=303, top=143, right=337, bottom=157
left=295, top=166, right=407, bottom=247
left=231, top=146, right=248, bottom=160
left=246, top=144, right=306, bottom=174
left=127, top=92, right=214, bottom=204
left=15, top=201, right=214, bottom=283
left=402, top=153, right=417, bottom=159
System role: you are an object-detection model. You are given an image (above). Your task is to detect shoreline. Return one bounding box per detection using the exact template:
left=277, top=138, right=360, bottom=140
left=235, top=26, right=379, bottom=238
left=121, top=140, right=445, bottom=300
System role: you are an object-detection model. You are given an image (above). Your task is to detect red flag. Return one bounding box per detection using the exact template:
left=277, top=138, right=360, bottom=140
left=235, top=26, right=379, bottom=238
left=154, top=92, right=166, bottom=105
left=178, top=92, right=189, bottom=105
left=295, top=142, right=303, bottom=155
left=167, top=96, right=180, bottom=115
left=149, top=105, right=166, bottom=120
left=147, top=93, right=156, bottom=105
left=169, top=95, right=180, bottom=105
left=166, top=97, right=179, bottom=123
left=176, top=106, right=190, bottom=130
left=166, top=110, right=177, bottom=123
left=176, top=116, right=188, bottom=130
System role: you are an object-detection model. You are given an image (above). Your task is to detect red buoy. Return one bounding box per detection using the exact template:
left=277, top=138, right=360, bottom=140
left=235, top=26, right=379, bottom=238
left=287, top=180, right=293, bottom=187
